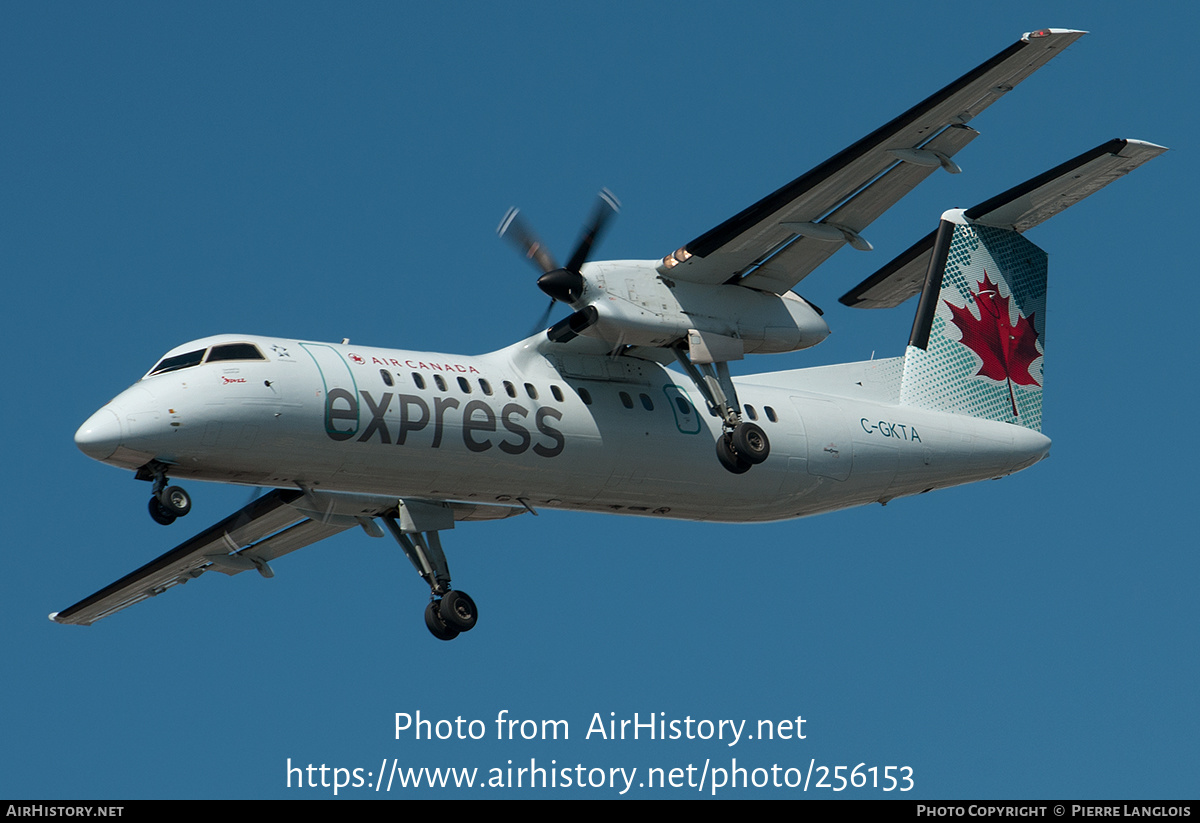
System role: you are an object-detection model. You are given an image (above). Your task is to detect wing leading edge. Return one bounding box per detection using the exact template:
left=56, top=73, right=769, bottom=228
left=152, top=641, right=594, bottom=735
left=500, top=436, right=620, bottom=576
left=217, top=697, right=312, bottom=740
left=659, top=28, right=1085, bottom=294
left=51, top=490, right=526, bottom=626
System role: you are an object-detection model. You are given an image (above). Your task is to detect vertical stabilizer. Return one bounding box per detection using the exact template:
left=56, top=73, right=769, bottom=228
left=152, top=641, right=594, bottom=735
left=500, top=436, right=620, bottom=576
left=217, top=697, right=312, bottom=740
left=899, top=210, right=1047, bottom=430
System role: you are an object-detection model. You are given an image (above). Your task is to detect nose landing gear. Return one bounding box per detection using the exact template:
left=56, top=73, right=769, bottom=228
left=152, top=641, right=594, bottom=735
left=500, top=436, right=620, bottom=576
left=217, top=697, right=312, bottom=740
left=137, top=462, right=192, bottom=525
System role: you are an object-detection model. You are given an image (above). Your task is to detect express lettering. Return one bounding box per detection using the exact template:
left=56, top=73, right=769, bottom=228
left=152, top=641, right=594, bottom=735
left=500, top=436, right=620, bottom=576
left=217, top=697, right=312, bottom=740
left=860, top=417, right=921, bottom=442
left=326, top=389, right=564, bottom=457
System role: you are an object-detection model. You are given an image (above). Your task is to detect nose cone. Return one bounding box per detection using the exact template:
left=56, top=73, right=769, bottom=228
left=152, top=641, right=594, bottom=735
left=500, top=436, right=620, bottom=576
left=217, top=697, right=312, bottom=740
left=75, top=407, right=122, bottom=462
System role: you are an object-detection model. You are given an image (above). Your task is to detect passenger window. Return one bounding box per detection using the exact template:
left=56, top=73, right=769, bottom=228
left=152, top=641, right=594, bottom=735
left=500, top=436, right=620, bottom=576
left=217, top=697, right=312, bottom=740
left=674, top=396, right=691, bottom=415
left=504, top=381, right=517, bottom=398
left=380, top=370, right=394, bottom=387
left=579, top=388, right=593, bottom=405
left=457, top=376, right=471, bottom=393
left=619, top=391, right=633, bottom=409
left=639, top=393, right=653, bottom=411
left=745, top=404, right=758, bottom=421
left=525, top=383, right=539, bottom=400
left=551, top=385, right=564, bottom=402
left=479, top=379, right=493, bottom=395
left=765, top=406, right=778, bottom=422
left=434, top=375, right=447, bottom=391
left=412, top=373, right=425, bottom=390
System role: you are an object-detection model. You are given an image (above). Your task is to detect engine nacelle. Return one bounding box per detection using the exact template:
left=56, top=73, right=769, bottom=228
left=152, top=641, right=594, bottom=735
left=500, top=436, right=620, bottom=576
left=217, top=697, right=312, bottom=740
left=561, top=260, right=829, bottom=356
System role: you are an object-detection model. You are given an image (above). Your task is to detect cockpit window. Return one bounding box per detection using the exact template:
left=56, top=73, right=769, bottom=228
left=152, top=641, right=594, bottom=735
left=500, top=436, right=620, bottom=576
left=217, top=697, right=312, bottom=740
left=147, top=342, right=266, bottom=377
left=206, top=343, right=266, bottom=363
left=148, top=349, right=206, bottom=375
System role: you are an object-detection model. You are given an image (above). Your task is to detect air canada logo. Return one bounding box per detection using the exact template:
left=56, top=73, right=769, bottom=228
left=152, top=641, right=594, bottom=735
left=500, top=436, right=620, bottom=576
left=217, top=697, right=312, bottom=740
left=946, top=271, right=1041, bottom=416
left=348, top=353, right=365, bottom=364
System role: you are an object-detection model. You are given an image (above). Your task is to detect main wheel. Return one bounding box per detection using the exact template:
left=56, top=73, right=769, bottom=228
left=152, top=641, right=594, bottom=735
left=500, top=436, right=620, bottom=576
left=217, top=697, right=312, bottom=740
left=148, top=497, right=177, bottom=525
left=731, top=422, right=770, bottom=464
left=158, top=485, right=192, bottom=517
left=716, top=434, right=751, bottom=474
left=439, top=590, right=478, bottom=632
left=424, top=601, right=460, bottom=641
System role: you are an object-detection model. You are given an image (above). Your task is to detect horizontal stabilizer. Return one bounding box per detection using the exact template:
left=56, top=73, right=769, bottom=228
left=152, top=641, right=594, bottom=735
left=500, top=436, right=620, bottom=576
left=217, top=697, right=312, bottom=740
left=840, top=138, right=1167, bottom=309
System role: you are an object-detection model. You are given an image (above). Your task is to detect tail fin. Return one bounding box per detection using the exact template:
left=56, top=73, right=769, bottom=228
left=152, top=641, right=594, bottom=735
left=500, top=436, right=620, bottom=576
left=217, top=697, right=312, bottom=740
left=840, top=138, right=1167, bottom=432
left=900, top=213, right=1047, bottom=430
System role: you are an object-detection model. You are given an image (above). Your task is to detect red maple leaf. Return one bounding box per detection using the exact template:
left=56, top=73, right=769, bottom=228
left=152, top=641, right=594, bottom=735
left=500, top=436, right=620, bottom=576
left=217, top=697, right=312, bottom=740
left=945, top=271, right=1040, bottom=416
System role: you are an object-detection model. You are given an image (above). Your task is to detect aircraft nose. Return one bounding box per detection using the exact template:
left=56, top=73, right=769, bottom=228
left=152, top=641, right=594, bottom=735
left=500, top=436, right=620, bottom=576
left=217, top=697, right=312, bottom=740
left=75, top=407, right=123, bottom=461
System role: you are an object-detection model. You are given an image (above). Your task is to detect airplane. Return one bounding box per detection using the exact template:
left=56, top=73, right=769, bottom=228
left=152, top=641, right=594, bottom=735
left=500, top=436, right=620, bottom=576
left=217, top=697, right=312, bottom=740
left=54, top=29, right=1166, bottom=640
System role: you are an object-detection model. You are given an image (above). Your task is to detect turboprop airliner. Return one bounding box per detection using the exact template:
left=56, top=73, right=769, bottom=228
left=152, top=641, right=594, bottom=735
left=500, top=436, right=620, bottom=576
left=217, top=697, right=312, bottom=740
left=55, top=29, right=1165, bottom=639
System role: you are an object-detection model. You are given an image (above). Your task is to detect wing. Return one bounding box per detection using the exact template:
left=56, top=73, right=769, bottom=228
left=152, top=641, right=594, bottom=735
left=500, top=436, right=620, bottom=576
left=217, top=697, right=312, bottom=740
left=50, top=489, right=525, bottom=626
left=838, top=138, right=1168, bottom=309
left=659, top=29, right=1085, bottom=294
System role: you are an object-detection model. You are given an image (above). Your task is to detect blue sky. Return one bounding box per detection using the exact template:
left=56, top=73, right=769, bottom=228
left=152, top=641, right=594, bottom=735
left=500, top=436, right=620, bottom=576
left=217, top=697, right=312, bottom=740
left=3, top=2, right=1196, bottom=799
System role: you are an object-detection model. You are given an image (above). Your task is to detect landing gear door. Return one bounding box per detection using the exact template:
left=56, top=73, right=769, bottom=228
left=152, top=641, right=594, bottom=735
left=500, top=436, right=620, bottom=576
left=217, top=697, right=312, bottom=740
left=663, top=384, right=702, bottom=434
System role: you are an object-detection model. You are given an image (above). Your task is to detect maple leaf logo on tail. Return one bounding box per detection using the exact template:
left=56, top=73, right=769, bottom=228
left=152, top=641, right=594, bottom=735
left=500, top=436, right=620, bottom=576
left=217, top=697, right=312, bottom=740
left=946, top=271, right=1041, bottom=417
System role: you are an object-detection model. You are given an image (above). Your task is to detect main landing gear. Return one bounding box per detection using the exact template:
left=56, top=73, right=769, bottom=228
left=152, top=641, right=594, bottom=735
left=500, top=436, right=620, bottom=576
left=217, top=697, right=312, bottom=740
left=423, top=591, right=478, bottom=642
left=382, top=500, right=478, bottom=641
left=671, top=344, right=771, bottom=474
left=716, top=422, right=770, bottom=474
left=137, top=461, right=192, bottom=525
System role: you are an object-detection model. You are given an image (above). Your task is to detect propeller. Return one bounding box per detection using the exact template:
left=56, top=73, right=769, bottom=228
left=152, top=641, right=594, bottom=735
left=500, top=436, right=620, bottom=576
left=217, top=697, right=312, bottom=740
left=498, top=188, right=620, bottom=334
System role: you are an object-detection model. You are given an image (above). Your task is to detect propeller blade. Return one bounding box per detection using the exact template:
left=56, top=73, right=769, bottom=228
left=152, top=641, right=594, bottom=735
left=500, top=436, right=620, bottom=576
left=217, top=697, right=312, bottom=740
left=497, top=207, right=558, bottom=275
left=529, top=298, right=555, bottom=336
left=565, top=188, right=621, bottom=274
left=498, top=190, right=619, bottom=333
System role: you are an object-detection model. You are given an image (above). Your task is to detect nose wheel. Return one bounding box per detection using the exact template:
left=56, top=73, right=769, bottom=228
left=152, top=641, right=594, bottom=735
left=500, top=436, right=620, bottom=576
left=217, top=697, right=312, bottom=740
left=138, top=462, right=192, bottom=525
left=147, top=486, right=192, bottom=525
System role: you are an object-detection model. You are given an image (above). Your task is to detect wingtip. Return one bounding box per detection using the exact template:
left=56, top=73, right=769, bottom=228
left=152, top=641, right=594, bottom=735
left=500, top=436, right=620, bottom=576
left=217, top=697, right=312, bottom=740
left=1117, top=138, right=1169, bottom=155
left=1022, top=28, right=1088, bottom=42
left=48, top=611, right=86, bottom=625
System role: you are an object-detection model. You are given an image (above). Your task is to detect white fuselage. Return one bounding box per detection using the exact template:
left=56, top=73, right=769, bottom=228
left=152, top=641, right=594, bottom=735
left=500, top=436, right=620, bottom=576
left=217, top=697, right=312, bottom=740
left=75, top=333, right=1051, bottom=523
